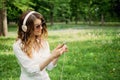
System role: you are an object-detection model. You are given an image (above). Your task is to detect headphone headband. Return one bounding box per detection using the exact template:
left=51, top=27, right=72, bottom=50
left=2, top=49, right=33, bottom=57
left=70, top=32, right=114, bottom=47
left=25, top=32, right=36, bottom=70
left=23, top=11, right=36, bottom=26
left=22, top=11, right=36, bottom=32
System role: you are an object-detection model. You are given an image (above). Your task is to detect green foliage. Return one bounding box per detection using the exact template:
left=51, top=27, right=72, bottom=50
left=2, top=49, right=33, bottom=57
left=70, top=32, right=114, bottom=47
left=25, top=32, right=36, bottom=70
left=0, top=0, right=5, bottom=9
left=6, top=0, right=34, bottom=22
left=0, top=24, right=120, bottom=80
left=4, top=0, right=120, bottom=23
left=0, top=0, right=2, bottom=8
left=12, top=0, right=34, bottom=11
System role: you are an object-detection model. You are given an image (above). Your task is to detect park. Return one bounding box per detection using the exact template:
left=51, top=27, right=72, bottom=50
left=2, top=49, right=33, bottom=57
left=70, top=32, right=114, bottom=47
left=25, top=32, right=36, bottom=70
left=0, top=0, right=120, bottom=80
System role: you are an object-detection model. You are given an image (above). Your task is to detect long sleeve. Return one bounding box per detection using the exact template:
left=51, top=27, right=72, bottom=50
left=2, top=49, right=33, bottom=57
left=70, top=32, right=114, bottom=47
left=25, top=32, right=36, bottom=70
left=45, top=41, right=57, bottom=70
left=13, top=41, right=41, bottom=75
left=13, top=40, right=56, bottom=80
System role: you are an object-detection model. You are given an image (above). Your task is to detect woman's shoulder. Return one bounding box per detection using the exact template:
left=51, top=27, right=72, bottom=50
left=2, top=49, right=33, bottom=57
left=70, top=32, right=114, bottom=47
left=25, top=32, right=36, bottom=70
left=41, top=39, right=49, bottom=48
left=13, top=39, right=22, bottom=49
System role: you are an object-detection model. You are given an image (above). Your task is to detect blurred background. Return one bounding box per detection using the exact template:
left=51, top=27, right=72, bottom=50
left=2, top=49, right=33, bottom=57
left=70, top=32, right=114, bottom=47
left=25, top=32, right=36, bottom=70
left=0, top=0, right=120, bottom=36
left=0, top=0, right=120, bottom=80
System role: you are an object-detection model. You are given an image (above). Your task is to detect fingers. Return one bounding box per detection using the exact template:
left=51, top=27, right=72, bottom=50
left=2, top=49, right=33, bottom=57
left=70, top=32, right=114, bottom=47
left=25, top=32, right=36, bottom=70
left=56, top=44, right=65, bottom=49
left=52, top=43, right=68, bottom=58
left=62, top=45, right=68, bottom=51
left=59, top=45, right=68, bottom=55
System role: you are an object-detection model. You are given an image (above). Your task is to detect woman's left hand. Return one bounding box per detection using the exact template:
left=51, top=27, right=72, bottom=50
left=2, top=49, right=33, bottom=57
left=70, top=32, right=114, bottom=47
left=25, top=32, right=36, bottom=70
left=51, top=44, right=68, bottom=59
left=60, top=44, right=68, bottom=55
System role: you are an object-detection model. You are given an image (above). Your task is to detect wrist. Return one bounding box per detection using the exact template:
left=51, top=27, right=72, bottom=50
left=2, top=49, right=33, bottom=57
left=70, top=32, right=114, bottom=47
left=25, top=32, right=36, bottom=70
left=51, top=51, right=61, bottom=59
left=49, top=54, right=55, bottom=60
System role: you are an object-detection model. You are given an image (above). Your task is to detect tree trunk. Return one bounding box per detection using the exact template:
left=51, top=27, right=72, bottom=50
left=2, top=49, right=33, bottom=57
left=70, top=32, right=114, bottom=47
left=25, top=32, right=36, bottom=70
left=88, top=6, right=91, bottom=25
left=101, top=14, right=104, bottom=26
left=0, top=10, right=3, bottom=36
left=50, top=4, right=54, bottom=26
left=75, top=16, right=78, bottom=24
left=88, top=14, right=91, bottom=25
left=75, top=20, right=78, bottom=24
left=0, top=0, right=8, bottom=36
left=65, top=19, right=68, bottom=24
left=2, top=8, right=8, bottom=36
left=0, top=1, right=8, bottom=37
left=50, top=11, right=53, bottom=26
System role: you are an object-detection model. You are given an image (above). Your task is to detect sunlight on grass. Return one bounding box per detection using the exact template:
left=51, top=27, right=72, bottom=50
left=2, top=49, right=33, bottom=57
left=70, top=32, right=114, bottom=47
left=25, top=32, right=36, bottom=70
left=48, top=28, right=119, bottom=43
left=0, top=24, right=120, bottom=80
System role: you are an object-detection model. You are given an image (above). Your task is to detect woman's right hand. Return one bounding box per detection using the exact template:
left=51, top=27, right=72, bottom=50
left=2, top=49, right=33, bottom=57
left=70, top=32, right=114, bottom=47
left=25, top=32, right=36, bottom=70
left=51, top=44, right=68, bottom=59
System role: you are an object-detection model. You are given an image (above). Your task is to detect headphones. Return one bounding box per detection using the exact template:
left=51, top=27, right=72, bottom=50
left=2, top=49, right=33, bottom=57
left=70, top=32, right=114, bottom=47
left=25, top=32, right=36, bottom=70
left=22, top=11, right=36, bottom=32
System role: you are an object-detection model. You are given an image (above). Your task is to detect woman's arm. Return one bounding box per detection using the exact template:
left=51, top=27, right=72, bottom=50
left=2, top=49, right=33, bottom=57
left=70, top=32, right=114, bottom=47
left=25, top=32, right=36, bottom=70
left=39, top=54, right=55, bottom=71
left=40, top=44, right=67, bottom=71
left=13, top=42, right=41, bottom=74
left=51, top=44, right=67, bottom=65
left=52, top=57, right=59, bottom=65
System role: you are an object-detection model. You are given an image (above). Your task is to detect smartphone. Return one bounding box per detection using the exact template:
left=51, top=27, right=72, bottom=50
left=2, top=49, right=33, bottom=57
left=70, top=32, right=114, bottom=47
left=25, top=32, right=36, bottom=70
left=61, top=42, right=66, bottom=47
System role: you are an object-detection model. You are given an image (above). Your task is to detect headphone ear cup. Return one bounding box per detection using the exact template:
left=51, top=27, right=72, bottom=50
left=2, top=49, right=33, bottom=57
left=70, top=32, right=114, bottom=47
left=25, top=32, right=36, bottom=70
left=22, top=25, right=27, bottom=32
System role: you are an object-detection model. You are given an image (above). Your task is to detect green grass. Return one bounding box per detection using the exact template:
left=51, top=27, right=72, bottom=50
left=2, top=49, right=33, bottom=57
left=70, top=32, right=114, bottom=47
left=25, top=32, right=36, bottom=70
left=0, top=24, right=120, bottom=80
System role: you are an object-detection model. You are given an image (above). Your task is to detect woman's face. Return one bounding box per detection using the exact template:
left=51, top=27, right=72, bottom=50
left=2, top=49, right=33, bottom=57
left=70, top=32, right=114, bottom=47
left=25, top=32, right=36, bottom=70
left=34, top=19, right=43, bottom=36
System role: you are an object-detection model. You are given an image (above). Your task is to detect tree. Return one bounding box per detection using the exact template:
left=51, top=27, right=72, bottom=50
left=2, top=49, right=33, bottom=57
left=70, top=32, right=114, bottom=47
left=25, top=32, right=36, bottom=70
left=70, top=0, right=81, bottom=24
left=109, top=0, right=120, bottom=21
left=92, top=0, right=111, bottom=25
left=55, top=0, right=71, bottom=24
left=0, top=0, right=34, bottom=37
left=31, top=0, right=53, bottom=25
left=7, top=0, right=34, bottom=23
left=0, top=0, right=8, bottom=36
left=79, top=0, right=94, bottom=25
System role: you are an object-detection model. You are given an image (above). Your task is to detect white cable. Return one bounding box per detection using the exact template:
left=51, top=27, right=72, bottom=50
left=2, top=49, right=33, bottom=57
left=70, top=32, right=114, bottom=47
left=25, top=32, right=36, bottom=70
left=60, top=53, right=66, bottom=80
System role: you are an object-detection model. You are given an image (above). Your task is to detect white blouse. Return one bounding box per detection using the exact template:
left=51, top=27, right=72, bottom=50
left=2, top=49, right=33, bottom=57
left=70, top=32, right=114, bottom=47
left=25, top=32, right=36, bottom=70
left=13, top=39, right=56, bottom=80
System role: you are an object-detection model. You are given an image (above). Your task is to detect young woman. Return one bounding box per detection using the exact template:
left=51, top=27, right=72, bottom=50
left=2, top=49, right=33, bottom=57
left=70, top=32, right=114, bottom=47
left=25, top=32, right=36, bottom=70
left=13, top=10, right=68, bottom=80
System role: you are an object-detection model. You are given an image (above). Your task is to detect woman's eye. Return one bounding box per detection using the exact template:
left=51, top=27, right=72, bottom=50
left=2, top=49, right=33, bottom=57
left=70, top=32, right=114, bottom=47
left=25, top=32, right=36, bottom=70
left=35, top=24, right=43, bottom=29
left=36, top=25, right=40, bottom=28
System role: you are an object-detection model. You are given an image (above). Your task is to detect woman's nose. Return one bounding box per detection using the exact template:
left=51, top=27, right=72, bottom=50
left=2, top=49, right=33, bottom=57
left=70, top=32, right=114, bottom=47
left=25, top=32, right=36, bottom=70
left=40, top=25, right=43, bottom=30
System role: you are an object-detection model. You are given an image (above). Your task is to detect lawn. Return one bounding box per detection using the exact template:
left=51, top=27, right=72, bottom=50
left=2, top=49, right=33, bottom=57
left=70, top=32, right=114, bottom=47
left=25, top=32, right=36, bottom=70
left=0, top=23, right=120, bottom=80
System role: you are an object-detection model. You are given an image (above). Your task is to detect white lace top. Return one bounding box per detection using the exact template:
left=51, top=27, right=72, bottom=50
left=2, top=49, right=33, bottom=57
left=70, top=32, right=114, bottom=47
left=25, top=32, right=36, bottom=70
left=13, top=39, right=56, bottom=80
